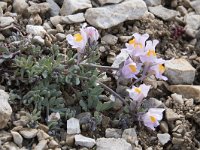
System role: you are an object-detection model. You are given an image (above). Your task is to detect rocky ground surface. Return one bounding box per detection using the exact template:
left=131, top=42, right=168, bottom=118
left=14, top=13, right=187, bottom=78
left=0, top=0, right=200, bottom=149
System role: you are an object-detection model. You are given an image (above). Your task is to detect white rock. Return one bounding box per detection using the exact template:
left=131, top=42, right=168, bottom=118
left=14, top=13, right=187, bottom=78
left=11, top=131, right=23, bottom=147
left=85, top=0, right=147, bottom=29
left=60, top=0, right=92, bottom=16
left=169, top=85, right=200, bottom=103
left=165, top=108, right=180, bottom=122
left=122, top=128, right=138, bottom=145
left=96, top=138, right=132, bottom=150
left=97, top=0, right=123, bottom=5
left=157, top=133, right=170, bottom=145
left=144, top=0, right=161, bottom=6
left=149, top=5, right=178, bottom=21
left=105, top=128, right=122, bottom=138
left=184, top=14, right=200, bottom=30
left=26, top=25, right=46, bottom=38
left=62, top=13, right=85, bottom=24
left=75, top=134, right=96, bottom=148
left=67, top=118, right=81, bottom=134
left=37, top=129, right=50, bottom=141
left=0, top=17, right=15, bottom=28
left=35, top=140, right=48, bottom=150
left=190, top=0, right=200, bottom=14
left=164, top=59, right=196, bottom=84
left=111, top=50, right=129, bottom=70
left=20, top=128, right=38, bottom=139
left=0, top=90, right=12, bottom=129
left=101, top=34, right=118, bottom=45
left=13, top=0, right=28, bottom=14
left=171, top=93, right=184, bottom=105
left=0, top=2, right=7, bottom=10
left=50, top=16, right=62, bottom=27
left=32, top=36, right=45, bottom=45
left=47, top=0, right=60, bottom=16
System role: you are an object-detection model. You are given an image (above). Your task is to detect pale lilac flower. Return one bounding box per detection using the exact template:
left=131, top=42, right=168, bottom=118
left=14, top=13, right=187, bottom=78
left=124, top=33, right=149, bottom=57
left=150, top=58, right=168, bottom=80
left=140, top=40, right=159, bottom=63
left=121, top=57, right=141, bottom=79
left=66, top=29, right=87, bottom=53
left=127, top=84, right=151, bottom=101
left=142, top=108, right=165, bottom=130
left=83, top=26, right=99, bottom=44
left=48, top=112, right=60, bottom=122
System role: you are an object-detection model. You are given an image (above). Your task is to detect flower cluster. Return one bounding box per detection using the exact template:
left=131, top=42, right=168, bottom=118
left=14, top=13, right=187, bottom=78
left=120, top=33, right=167, bottom=130
left=66, top=24, right=99, bottom=54
left=121, top=33, right=167, bottom=81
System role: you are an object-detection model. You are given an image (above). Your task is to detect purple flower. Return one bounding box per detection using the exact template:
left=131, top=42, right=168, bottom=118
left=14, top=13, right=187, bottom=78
left=140, top=40, right=159, bottom=63
left=127, top=84, right=151, bottom=101
left=150, top=58, right=168, bottom=81
left=66, top=29, right=88, bottom=53
left=124, top=33, right=149, bottom=57
left=142, top=108, right=165, bottom=130
left=121, top=58, right=141, bottom=79
left=83, top=26, right=99, bottom=44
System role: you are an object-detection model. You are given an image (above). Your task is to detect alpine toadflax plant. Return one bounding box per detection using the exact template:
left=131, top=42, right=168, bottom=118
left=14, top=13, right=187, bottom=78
left=142, top=108, right=165, bottom=130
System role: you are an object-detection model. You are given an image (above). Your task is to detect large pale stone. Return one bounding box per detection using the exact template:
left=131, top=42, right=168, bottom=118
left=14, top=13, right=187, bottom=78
left=11, top=131, right=23, bottom=147
left=13, top=0, right=28, bottom=14
left=184, top=14, right=200, bottom=30
left=96, top=138, right=132, bottom=150
left=47, top=0, right=60, bottom=16
left=75, top=134, right=96, bottom=148
left=60, top=0, right=92, bottom=16
left=0, top=90, right=12, bottom=129
left=0, top=17, right=15, bottom=28
left=67, top=118, right=80, bottom=134
left=26, top=25, right=46, bottom=38
left=62, top=13, right=85, bottom=24
left=157, top=133, right=170, bottom=145
left=149, top=5, right=178, bottom=21
left=85, top=0, right=147, bottom=29
left=190, top=0, right=200, bottom=14
left=165, top=108, right=180, bottom=122
left=97, top=0, right=123, bottom=5
left=164, top=59, right=196, bottom=84
left=20, top=128, right=38, bottom=139
left=144, top=0, right=161, bottom=6
left=169, top=85, right=200, bottom=103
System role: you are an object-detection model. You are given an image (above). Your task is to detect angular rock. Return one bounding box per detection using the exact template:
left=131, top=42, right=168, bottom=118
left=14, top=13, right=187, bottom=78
left=105, top=128, right=122, bottom=138
left=122, top=128, right=138, bottom=145
left=171, top=93, right=184, bottom=105
left=35, top=140, right=48, bottom=150
left=75, top=134, right=96, bottom=148
left=0, top=2, right=7, bottom=10
left=101, top=34, right=118, bottom=45
left=50, top=16, right=62, bottom=27
left=67, top=118, right=81, bottom=134
left=165, top=108, right=180, bottom=122
left=164, top=59, right=195, bottom=85
left=184, top=14, right=200, bottom=30
left=11, top=131, right=23, bottom=147
left=144, top=0, right=161, bottom=6
left=190, top=0, right=200, bottom=14
left=62, top=13, right=85, bottom=24
left=97, top=0, right=123, bottom=5
left=157, top=133, right=170, bottom=145
left=172, top=137, right=184, bottom=144
left=19, top=128, right=38, bottom=139
left=0, top=90, right=12, bottom=129
left=32, top=36, right=45, bottom=45
left=13, top=0, right=28, bottom=14
left=26, top=25, right=47, bottom=38
left=149, top=5, right=178, bottom=21
left=37, top=129, right=50, bottom=141
left=169, top=85, right=200, bottom=103
left=47, top=0, right=60, bottom=16
left=60, top=0, right=92, bottom=16
left=0, top=17, right=15, bottom=28
left=49, top=139, right=59, bottom=149
left=160, top=121, right=169, bottom=133
left=85, top=0, right=147, bottom=29
left=96, top=138, right=132, bottom=150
